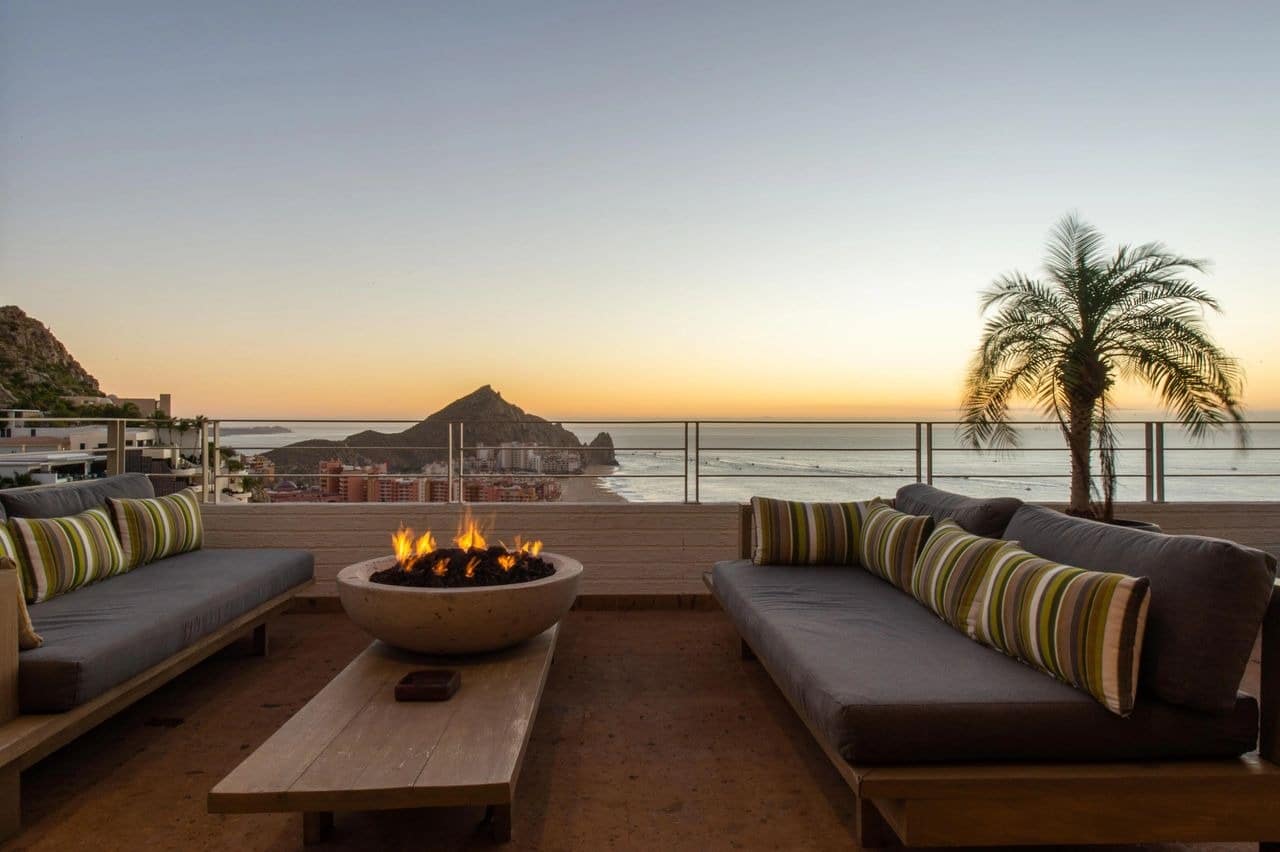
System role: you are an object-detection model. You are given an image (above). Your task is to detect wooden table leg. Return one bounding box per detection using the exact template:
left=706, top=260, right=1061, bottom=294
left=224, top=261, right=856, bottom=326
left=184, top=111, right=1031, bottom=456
left=250, top=623, right=269, bottom=657
left=303, top=811, right=333, bottom=845
left=485, top=803, right=512, bottom=842
left=0, top=766, right=21, bottom=842
left=855, top=798, right=900, bottom=849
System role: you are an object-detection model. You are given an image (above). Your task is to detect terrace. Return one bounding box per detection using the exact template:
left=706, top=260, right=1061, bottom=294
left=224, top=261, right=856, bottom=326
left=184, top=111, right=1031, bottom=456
left=2, top=416, right=1278, bottom=850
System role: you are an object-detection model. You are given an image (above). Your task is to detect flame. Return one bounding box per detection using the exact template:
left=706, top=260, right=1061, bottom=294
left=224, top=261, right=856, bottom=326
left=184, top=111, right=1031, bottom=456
left=497, top=553, right=516, bottom=572
left=454, top=513, right=488, bottom=551
left=464, top=556, right=480, bottom=579
left=392, top=524, right=439, bottom=570
left=431, top=558, right=449, bottom=577
left=514, top=534, right=543, bottom=557
left=392, top=525, right=415, bottom=566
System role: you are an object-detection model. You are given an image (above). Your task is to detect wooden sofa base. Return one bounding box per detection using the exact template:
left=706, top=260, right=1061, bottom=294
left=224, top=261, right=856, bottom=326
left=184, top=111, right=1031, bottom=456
left=706, top=571, right=1280, bottom=849
left=0, top=577, right=311, bottom=842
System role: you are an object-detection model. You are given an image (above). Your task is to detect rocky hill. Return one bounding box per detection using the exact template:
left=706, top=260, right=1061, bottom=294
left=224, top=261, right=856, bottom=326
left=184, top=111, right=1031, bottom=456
left=266, top=385, right=613, bottom=474
left=0, top=306, right=103, bottom=409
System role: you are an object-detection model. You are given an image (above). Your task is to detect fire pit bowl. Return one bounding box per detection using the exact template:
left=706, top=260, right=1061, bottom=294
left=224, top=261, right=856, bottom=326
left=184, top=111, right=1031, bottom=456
left=337, top=552, right=582, bottom=655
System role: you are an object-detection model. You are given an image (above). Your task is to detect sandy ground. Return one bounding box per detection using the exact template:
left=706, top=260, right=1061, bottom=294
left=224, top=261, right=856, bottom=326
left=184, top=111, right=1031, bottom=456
left=557, top=464, right=626, bottom=503
left=7, top=609, right=1258, bottom=852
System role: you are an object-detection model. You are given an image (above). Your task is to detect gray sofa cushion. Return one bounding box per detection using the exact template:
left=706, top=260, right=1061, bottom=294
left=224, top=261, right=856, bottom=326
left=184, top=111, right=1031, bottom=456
left=894, top=484, right=1022, bottom=537
left=1004, top=505, right=1276, bottom=714
left=21, top=547, right=313, bottom=713
left=712, top=559, right=1258, bottom=765
left=0, top=473, right=155, bottom=519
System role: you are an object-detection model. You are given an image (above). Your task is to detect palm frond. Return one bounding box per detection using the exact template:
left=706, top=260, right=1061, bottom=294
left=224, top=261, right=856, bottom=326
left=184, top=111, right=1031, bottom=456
left=1044, top=212, right=1107, bottom=289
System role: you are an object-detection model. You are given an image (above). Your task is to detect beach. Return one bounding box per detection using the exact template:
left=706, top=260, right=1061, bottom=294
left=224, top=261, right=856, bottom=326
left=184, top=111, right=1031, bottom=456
left=559, top=464, right=627, bottom=503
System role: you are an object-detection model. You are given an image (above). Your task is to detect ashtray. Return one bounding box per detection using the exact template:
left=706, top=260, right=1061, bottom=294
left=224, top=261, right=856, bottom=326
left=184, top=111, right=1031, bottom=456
left=394, top=669, right=461, bottom=702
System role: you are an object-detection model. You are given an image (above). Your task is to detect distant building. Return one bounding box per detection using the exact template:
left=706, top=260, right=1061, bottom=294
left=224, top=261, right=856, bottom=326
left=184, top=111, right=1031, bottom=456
left=426, top=478, right=451, bottom=502
left=0, top=410, right=43, bottom=439
left=113, top=394, right=171, bottom=417
left=0, top=450, right=105, bottom=485
left=377, top=477, right=425, bottom=502
left=0, top=435, right=70, bottom=454
left=242, top=455, right=276, bottom=484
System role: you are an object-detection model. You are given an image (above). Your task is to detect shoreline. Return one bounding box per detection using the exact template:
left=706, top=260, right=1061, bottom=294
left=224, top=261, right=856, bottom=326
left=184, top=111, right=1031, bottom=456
left=558, top=464, right=627, bottom=503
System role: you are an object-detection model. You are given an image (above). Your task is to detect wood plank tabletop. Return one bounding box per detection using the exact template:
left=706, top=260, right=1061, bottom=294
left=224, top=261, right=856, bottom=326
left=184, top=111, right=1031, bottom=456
left=208, top=625, right=558, bottom=815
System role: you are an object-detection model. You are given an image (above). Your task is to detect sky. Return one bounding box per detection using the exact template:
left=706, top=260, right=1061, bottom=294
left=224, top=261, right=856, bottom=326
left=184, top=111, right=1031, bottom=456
left=2, top=1, right=1277, bottom=419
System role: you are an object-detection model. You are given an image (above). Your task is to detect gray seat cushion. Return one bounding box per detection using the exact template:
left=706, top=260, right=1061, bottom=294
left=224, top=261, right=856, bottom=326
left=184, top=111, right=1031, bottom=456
left=0, top=473, right=154, bottom=519
left=1004, top=505, right=1276, bottom=714
left=712, top=559, right=1258, bottom=765
left=894, top=484, right=1022, bottom=537
left=21, top=548, right=313, bottom=712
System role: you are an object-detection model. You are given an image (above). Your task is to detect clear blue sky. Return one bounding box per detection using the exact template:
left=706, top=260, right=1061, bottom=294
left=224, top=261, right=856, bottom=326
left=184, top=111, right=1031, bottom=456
left=2, top=1, right=1277, bottom=416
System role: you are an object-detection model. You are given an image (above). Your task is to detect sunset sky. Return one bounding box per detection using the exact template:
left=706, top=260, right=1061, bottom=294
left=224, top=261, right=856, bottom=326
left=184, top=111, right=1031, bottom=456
left=2, top=2, right=1277, bottom=418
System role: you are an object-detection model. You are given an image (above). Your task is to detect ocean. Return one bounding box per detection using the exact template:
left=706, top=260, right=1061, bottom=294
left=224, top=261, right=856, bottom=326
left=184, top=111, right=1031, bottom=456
left=217, top=419, right=1280, bottom=503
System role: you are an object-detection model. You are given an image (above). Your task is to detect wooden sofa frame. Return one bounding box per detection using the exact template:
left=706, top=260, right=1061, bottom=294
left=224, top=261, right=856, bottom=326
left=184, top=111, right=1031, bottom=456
left=0, top=566, right=311, bottom=841
left=710, top=517, right=1280, bottom=849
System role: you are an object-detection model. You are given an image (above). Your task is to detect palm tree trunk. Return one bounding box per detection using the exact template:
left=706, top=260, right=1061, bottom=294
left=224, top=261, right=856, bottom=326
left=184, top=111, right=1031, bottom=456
left=1067, top=398, right=1094, bottom=516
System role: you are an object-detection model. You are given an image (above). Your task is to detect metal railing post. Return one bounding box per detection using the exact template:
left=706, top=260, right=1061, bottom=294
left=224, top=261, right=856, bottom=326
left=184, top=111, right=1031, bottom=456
left=914, top=422, right=923, bottom=483
left=1154, top=421, right=1166, bottom=503
left=447, top=423, right=455, bottom=503
left=212, top=420, right=221, bottom=505
left=199, top=420, right=210, bottom=503
left=694, top=422, right=701, bottom=504
left=1152, top=419, right=1162, bottom=501
left=683, top=422, right=689, bottom=503
left=458, top=422, right=466, bottom=503
left=925, top=422, right=934, bottom=486
left=107, top=420, right=126, bottom=476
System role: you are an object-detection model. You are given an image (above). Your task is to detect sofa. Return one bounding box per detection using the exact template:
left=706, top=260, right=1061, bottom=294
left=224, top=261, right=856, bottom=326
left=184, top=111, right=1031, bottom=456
left=0, top=474, right=313, bottom=838
left=710, top=484, right=1280, bottom=849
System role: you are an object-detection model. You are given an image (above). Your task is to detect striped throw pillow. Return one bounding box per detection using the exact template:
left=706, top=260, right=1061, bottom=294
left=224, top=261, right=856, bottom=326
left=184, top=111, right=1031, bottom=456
left=974, top=544, right=1151, bottom=716
left=750, top=497, right=867, bottom=565
left=912, top=520, right=1011, bottom=633
left=0, top=556, right=42, bottom=649
left=108, top=488, right=203, bottom=568
left=857, top=501, right=934, bottom=592
left=0, top=524, right=18, bottom=565
left=0, top=528, right=42, bottom=648
left=9, top=507, right=126, bottom=603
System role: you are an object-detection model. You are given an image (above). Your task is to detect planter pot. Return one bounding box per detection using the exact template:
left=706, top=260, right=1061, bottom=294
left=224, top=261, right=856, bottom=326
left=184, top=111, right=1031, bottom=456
left=337, top=552, right=583, bottom=655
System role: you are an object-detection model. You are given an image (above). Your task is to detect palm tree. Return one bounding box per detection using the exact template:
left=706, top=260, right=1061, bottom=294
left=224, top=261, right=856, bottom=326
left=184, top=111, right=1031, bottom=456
left=961, top=213, right=1245, bottom=518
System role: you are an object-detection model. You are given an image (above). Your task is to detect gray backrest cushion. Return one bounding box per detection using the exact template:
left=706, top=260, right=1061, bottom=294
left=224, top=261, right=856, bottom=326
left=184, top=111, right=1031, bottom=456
left=1003, top=504, right=1276, bottom=713
left=894, top=484, right=1023, bottom=537
left=0, top=473, right=155, bottom=519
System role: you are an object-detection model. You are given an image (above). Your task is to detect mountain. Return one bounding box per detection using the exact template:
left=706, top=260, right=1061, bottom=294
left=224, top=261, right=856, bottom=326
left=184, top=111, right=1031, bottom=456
left=0, top=306, right=103, bottom=409
left=266, top=385, right=610, bottom=474
left=587, top=431, right=618, bottom=466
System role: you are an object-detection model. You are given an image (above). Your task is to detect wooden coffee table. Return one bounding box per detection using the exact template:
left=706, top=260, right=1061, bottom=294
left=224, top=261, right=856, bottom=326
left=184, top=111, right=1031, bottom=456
left=208, top=625, right=558, bottom=844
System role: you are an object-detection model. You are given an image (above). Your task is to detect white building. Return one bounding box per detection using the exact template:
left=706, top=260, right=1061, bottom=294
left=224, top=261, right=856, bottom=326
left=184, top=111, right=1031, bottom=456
left=0, top=451, right=105, bottom=485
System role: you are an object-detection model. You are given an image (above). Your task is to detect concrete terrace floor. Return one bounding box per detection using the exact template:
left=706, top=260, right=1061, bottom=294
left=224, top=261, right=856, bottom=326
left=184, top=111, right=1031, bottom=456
left=6, top=610, right=1260, bottom=852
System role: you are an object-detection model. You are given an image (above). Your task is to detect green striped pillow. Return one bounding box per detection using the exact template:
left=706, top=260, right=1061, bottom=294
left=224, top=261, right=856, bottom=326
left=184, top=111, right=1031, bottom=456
left=750, top=497, right=867, bottom=565
left=0, top=524, right=18, bottom=565
left=9, top=508, right=126, bottom=603
left=974, top=544, right=1151, bottom=716
left=0, top=525, right=43, bottom=646
left=912, top=520, right=1010, bottom=633
left=1, top=556, right=42, bottom=649
left=857, top=501, right=934, bottom=592
left=108, top=488, right=203, bottom=568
